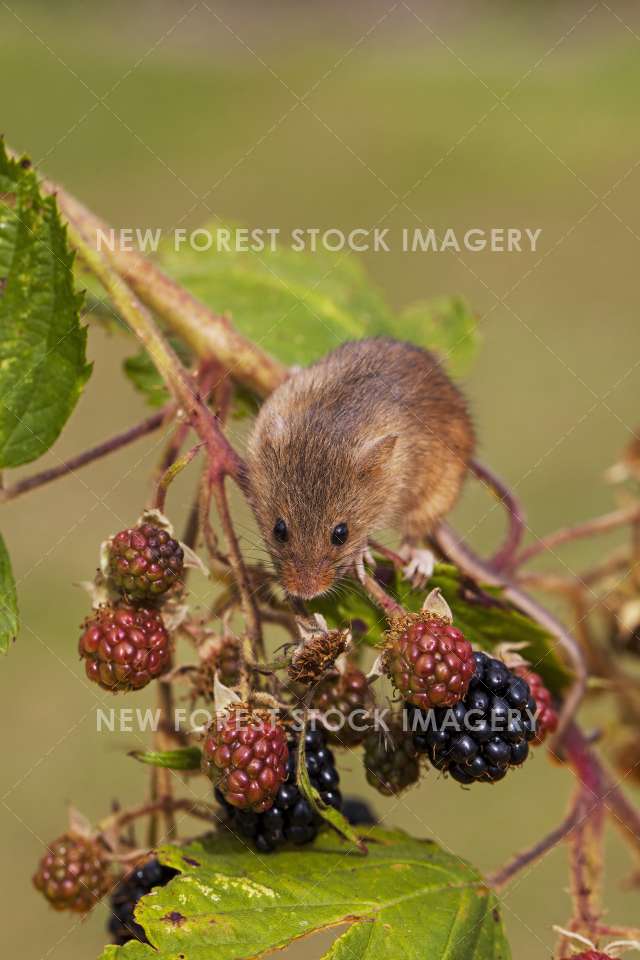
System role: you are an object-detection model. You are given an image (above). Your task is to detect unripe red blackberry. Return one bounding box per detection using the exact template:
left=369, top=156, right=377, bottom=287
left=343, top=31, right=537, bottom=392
left=108, top=523, right=184, bottom=600
left=515, top=667, right=558, bottom=745
left=33, top=833, right=111, bottom=913
left=311, top=663, right=373, bottom=746
left=79, top=604, right=171, bottom=691
left=384, top=596, right=475, bottom=709
left=203, top=707, right=289, bottom=813
left=363, top=722, right=420, bottom=796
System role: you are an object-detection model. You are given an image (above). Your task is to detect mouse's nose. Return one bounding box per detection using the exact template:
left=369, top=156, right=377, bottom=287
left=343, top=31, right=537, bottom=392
left=281, top=562, right=334, bottom=600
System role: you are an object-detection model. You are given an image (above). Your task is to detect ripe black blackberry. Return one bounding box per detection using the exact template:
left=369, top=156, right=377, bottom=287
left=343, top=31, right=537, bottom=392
left=410, top=651, right=536, bottom=784
left=363, top=722, right=420, bottom=796
left=108, top=858, right=178, bottom=945
left=343, top=797, right=376, bottom=826
left=216, top=728, right=342, bottom=852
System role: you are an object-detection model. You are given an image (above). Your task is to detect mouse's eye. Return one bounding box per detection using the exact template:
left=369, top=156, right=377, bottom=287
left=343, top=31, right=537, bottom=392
left=273, top=518, right=288, bottom=543
left=331, top=522, right=349, bottom=546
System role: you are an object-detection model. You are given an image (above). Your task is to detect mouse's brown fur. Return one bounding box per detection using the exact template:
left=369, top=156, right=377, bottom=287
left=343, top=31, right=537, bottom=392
left=246, top=337, right=474, bottom=599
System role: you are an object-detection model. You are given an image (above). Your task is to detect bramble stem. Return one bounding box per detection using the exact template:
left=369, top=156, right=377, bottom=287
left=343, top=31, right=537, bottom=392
left=66, top=214, right=244, bottom=491
left=103, top=797, right=221, bottom=833
left=210, top=475, right=264, bottom=661
left=40, top=174, right=286, bottom=398
left=514, top=503, right=640, bottom=569
left=361, top=572, right=404, bottom=617
left=469, top=458, right=526, bottom=571
left=155, top=681, right=177, bottom=840
left=153, top=442, right=204, bottom=512
left=488, top=801, right=581, bottom=889
left=0, top=408, right=169, bottom=503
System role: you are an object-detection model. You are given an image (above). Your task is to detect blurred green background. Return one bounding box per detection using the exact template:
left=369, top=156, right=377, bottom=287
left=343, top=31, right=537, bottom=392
left=2, top=1, right=640, bottom=957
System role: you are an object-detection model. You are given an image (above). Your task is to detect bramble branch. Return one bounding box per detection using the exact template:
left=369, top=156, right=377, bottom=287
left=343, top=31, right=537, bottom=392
left=0, top=408, right=170, bottom=503
left=40, top=173, right=287, bottom=398
left=514, top=503, right=640, bottom=569
left=469, top=458, right=526, bottom=572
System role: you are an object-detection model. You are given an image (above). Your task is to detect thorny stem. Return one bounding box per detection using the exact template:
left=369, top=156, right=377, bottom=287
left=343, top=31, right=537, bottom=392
left=65, top=214, right=244, bottom=490
left=360, top=572, right=404, bottom=617
left=102, top=797, right=221, bottom=834
left=155, top=681, right=178, bottom=840
left=153, top=442, right=204, bottom=512
left=487, top=801, right=581, bottom=889
left=514, top=503, right=640, bottom=569
left=41, top=174, right=287, bottom=398
left=210, top=475, right=264, bottom=662
left=469, top=458, right=526, bottom=571
left=0, top=408, right=170, bottom=503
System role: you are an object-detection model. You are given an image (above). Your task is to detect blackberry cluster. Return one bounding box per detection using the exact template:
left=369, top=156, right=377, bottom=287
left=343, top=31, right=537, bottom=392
left=108, top=858, right=178, bottom=946
left=216, top=729, right=342, bottom=852
left=108, top=523, right=184, bottom=601
left=411, top=652, right=536, bottom=784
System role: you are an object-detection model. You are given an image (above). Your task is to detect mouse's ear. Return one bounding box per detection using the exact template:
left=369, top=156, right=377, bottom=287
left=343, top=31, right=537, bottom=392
left=356, top=434, right=398, bottom=477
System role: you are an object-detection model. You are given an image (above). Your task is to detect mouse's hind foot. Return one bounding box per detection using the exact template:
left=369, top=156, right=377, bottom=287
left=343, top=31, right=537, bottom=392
left=400, top=543, right=435, bottom=590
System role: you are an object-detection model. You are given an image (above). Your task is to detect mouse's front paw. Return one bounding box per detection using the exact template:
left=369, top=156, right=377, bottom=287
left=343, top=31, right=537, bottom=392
left=354, top=545, right=375, bottom=584
left=400, top=545, right=435, bottom=590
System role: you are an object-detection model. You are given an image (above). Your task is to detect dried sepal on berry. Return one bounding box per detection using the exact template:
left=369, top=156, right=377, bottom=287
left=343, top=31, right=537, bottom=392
left=288, top=614, right=351, bottom=685
left=202, top=705, right=289, bottom=813
left=383, top=596, right=475, bottom=709
left=79, top=603, right=172, bottom=692
left=33, top=832, right=112, bottom=913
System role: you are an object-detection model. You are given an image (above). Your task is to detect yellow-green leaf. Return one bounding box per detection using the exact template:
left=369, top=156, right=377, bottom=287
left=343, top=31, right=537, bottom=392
left=98, top=828, right=510, bottom=960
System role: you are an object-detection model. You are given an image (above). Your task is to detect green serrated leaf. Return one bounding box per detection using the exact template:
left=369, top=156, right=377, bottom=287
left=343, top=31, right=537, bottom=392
left=0, top=140, right=91, bottom=467
left=123, top=337, right=192, bottom=408
left=389, top=295, right=480, bottom=374
left=311, top=561, right=572, bottom=697
left=0, top=533, right=18, bottom=654
left=158, top=223, right=393, bottom=366
left=130, top=747, right=202, bottom=770
left=98, top=828, right=510, bottom=960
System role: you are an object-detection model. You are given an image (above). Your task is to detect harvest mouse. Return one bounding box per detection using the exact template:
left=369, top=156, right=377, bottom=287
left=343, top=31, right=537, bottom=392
left=246, top=337, right=474, bottom=599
